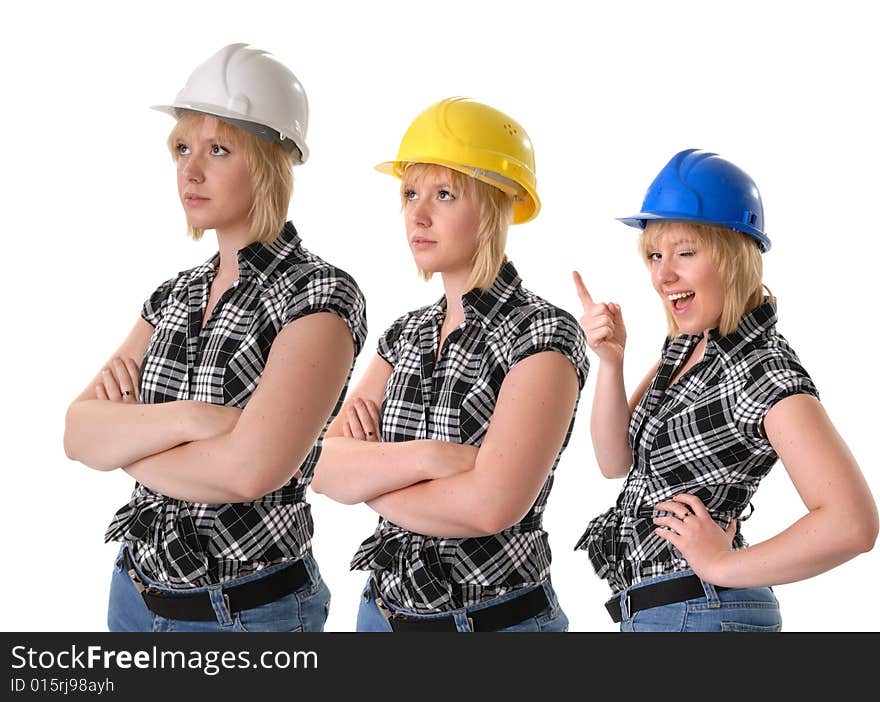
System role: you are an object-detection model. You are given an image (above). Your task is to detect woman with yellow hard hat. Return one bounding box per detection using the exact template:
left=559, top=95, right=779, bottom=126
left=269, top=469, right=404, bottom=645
left=313, top=98, right=589, bottom=631
left=64, top=44, right=367, bottom=632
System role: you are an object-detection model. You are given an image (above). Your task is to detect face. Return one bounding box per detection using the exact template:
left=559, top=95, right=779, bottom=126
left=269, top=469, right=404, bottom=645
left=645, top=223, right=725, bottom=335
left=175, top=116, right=253, bottom=237
left=403, top=166, right=481, bottom=277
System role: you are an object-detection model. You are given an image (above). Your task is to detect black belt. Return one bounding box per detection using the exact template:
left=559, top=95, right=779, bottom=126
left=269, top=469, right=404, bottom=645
left=605, top=574, right=730, bottom=623
left=123, top=549, right=309, bottom=622
left=373, top=582, right=550, bottom=632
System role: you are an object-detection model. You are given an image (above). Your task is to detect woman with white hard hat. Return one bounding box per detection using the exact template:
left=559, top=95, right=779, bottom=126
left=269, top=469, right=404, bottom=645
left=573, top=149, right=876, bottom=631
left=312, top=98, right=589, bottom=632
left=64, top=43, right=367, bottom=632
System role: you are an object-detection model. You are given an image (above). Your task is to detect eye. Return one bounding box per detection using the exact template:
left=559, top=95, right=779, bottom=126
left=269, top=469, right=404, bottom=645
left=176, top=142, right=190, bottom=156
left=211, top=144, right=230, bottom=156
left=678, top=249, right=695, bottom=257
left=403, top=188, right=417, bottom=201
left=437, top=189, right=456, bottom=201
left=647, top=252, right=661, bottom=261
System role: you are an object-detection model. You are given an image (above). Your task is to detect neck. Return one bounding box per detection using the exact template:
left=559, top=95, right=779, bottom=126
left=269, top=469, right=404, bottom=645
left=440, top=268, right=472, bottom=325
left=214, top=226, right=253, bottom=281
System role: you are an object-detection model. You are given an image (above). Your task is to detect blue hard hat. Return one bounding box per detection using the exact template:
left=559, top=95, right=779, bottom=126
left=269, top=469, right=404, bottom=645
left=618, top=149, right=770, bottom=252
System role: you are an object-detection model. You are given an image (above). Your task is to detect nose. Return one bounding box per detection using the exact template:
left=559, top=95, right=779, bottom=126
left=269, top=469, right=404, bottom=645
left=408, top=198, right=431, bottom=228
left=181, top=155, right=204, bottom=183
left=655, top=256, right=677, bottom=285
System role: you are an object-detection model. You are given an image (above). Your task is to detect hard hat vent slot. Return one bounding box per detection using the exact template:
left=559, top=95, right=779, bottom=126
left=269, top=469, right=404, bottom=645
left=502, top=123, right=518, bottom=136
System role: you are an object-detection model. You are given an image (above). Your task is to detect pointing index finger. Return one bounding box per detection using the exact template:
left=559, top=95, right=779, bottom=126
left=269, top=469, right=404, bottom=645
left=572, top=271, right=595, bottom=309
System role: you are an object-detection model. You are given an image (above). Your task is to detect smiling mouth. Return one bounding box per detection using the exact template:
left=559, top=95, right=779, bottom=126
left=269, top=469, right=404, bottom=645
left=667, top=290, right=695, bottom=311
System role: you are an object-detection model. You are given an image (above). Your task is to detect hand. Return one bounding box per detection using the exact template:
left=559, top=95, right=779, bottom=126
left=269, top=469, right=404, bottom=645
left=421, top=441, right=479, bottom=480
left=572, top=271, right=626, bottom=365
left=95, top=357, right=140, bottom=403
left=653, top=493, right=737, bottom=583
left=342, top=397, right=381, bottom=442
left=189, top=402, right=243, bottom=441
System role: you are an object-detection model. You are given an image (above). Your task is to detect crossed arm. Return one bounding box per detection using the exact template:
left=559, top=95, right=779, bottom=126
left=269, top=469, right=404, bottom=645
left=64, top=313, right=355, bottom=503
left=312, top=351, right=580, bottom=538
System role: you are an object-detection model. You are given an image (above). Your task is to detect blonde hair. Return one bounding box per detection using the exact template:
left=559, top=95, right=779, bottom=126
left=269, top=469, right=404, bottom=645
left=639, top=221, right=769, bottom=336
left=168, top=112, right=296, bottom=243
left=401, top=163, right=513, bottom=291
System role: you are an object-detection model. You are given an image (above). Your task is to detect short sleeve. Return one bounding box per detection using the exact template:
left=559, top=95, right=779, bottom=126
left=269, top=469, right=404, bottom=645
left=507, top=307, right=590, bottom=390
left=281, top=268, right=368, bottom=357
left=736, top=353, right=820, bottom=440
left=141, top=275, right=179, bottom=327
left=376, top=311, right=413, bottom=366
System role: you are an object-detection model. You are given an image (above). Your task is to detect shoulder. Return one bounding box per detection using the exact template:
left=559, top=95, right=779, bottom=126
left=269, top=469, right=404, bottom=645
left=500, top=286, right=589, bottom=387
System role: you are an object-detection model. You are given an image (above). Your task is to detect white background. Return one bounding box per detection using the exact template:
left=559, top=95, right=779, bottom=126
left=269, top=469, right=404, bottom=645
left=2, top=0, right=877, bottom=632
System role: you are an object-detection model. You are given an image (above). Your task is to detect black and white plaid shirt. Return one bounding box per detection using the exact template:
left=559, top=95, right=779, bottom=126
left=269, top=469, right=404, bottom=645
left=576, top=300, right=818, bottom=593
left=350, top=262, right=589, bottom=613
left=105, top=223, right=367, bottom=588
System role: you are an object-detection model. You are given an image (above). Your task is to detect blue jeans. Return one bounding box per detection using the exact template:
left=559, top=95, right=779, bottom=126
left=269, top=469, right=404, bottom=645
left=615, top=569, right=782, bottom=632
left=107, top=546, right=331, bottom=632
left=356, top=578, right=568, bottom=632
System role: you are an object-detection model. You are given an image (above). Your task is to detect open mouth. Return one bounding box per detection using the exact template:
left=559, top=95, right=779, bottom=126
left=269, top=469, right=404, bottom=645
left=668, top=290, right=695, bottom=311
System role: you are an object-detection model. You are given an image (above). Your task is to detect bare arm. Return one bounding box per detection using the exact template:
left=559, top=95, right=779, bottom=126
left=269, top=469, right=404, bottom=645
left=654, top=394, right=878, bottom=587
left=63, top=317, right=227, bottom=470
left=366, top=351, right=580, bottom=538
left=123, top=312, right=355, bottom=503
left=311, top=354, right=477, bottom=504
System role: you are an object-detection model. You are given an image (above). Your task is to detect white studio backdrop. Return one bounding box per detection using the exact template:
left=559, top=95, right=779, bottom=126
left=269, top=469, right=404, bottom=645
left=1, top=0, right=877, bottom=632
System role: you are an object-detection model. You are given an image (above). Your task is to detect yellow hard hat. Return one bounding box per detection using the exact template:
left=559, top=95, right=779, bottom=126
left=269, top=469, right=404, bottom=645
left=376, top=97, right=541, bottom=224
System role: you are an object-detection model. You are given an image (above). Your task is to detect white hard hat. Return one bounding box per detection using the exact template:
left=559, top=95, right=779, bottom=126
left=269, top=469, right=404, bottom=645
left=152, top=43, right=309, bottom=163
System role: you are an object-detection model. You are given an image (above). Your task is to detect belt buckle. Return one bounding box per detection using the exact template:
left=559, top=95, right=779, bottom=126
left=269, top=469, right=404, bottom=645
left=625, top=592, right=633, bottom=620
left=375, top=596, right=395, bottom=623
left=127, top=568, right=146, bottom=594
left=467, top=616, right=475, bottom=632
left=223, top=592, right=232, bottom=615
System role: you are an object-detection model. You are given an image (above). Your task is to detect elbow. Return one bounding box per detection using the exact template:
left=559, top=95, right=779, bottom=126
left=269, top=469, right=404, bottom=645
left=852, top=509, right=879, bottom=555
left=310, top=473, right=360, bottom=505
left=471, top=505, right=528, bottom=537
left=598, top=461, right=631, bottom=479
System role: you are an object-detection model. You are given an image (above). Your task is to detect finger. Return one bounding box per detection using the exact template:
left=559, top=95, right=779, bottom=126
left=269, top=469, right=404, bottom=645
left=572, top=271, right=595, bottom=309
left=655, top=500, right=693, bottom=521
left=725, top=519, right=737, bottom=539
left=95, top=381, right=109, bottom=401
left=365, top=400, right=381, bottom=439
left=609, top=303, right=624, bottom=322
left=655, top=527, right=681, bottom=547
left=342, top=422, right=352, bottom=438
left=101, top=368, right=122, bottom=401
left=346, top=405, right=366, bottom=440
left=589, top=315, right=614, bottom=333
left=586, top=327, right=613, bottom=347
left=673, top=494, right=712, bottom=519
left=123, top=358, right=141, bottom=402
left=652, top=516, right=683, bottom=534
left=352, top=399, right=376, bottom=439
left=110, top=358, right=135, bottom=402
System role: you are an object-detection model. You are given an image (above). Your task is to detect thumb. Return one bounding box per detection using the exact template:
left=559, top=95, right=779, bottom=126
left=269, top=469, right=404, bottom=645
left=725, top=519, right=737, bottom=540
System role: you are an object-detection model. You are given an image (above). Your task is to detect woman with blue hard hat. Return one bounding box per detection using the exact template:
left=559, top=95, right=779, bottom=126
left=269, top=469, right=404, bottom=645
left=573, top=149, right=877, bottom=631
left=312, top=98, right=589, bottom=631
left=63, top=44, right=367, bottom=631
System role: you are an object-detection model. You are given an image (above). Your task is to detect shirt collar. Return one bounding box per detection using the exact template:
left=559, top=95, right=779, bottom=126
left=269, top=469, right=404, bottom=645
left=237, top=222, right=303, bottom=285
left=666, top=298, right=778, bottom=361
left=461, top=260, right=523, bottom=328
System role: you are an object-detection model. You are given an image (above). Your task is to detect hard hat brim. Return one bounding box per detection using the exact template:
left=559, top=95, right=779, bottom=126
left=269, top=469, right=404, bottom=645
left=151, top=103, right=309, bottom=164
left=617, top=213, right=771, bottom=253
